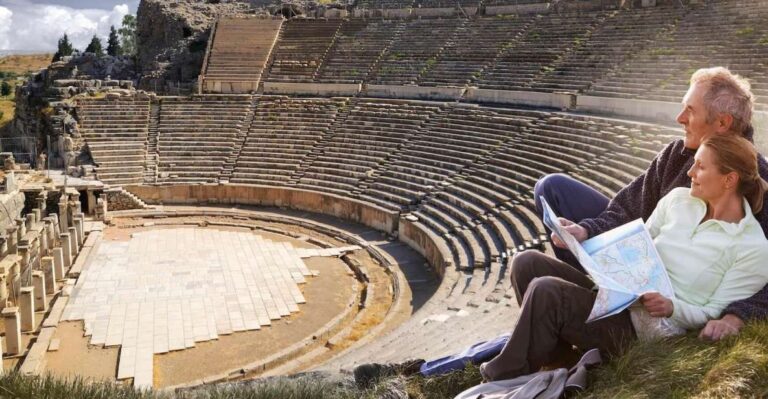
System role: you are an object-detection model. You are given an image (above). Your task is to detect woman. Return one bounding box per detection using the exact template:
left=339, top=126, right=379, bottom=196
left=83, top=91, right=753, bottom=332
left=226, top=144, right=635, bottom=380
left=480, top=134, right=768, bottom=382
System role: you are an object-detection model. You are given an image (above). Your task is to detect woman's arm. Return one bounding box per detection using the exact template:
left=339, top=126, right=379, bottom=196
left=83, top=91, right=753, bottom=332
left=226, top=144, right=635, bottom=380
left=669, top=246, right=768, bottom=329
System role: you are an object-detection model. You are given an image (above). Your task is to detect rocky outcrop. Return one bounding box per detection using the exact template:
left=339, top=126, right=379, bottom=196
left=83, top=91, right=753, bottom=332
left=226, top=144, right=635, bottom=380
left=48, top=53, right=137, bottom=82
left=136, top=0, right=251, bottom=92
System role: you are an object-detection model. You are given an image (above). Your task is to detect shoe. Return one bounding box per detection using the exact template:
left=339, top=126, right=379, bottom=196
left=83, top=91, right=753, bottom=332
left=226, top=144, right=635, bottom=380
left=479, top=362, right=491, bottom=383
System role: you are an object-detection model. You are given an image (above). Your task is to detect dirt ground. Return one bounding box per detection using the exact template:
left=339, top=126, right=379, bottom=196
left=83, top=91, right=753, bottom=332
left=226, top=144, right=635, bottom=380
left=42, top=223, right=361, bottom=388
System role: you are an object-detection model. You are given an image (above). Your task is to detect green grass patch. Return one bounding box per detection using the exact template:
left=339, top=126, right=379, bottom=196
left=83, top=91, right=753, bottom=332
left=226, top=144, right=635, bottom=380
left=4, top=322, right=768, bottom=398
left=649, top=47, right=675, bottom=57
left=579, top=321, right=768, bottom=398
left=736, top=27, right=756, bottom=36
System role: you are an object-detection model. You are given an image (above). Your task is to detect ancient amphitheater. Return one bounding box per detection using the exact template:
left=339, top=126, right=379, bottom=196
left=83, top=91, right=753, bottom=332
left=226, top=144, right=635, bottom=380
left=0, top=0, right=767, bottom=392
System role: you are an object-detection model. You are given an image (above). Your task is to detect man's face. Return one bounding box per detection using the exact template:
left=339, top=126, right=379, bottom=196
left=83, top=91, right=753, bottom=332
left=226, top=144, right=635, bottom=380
left=676, top=82, right=720, bottom=149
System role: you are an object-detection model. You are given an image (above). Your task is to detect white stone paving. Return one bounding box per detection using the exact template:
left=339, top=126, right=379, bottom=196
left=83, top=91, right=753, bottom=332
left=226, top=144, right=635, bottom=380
left=61, top=228, right=322, bottom=389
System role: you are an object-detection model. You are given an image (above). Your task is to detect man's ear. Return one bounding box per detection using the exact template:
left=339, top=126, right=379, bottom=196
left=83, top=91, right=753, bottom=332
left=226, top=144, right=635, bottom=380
left=716, top=113, right=735, bottom=133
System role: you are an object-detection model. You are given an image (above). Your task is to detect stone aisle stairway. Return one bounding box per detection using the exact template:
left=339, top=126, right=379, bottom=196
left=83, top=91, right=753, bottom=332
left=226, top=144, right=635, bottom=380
left=143, top=102, right=160, bottom=184
left=286, top=98, right=355, bottom=185
left=220, top=96, right=259, bottom=182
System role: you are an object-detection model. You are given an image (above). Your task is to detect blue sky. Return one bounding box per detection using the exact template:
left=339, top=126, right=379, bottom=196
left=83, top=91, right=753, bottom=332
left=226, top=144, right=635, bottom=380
left=0, top=0, right=140, bottom=52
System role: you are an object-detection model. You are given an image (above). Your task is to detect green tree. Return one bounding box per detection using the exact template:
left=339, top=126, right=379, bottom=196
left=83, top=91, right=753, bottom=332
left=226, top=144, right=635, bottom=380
left=0, top=81, right=11, bottom=97
left=107, top=25, right=121, bottom=56
left=52, top=33, right=74, bottom=62
left=84, top=35, right=104, bottom=56
left=118, top=14, right=137, bottom=57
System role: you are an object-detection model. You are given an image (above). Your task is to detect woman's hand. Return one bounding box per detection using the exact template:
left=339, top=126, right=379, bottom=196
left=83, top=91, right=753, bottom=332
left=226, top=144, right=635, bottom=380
left=640, top=292, right=674, bottom=318
left=550, top=218, right=589, bottom=248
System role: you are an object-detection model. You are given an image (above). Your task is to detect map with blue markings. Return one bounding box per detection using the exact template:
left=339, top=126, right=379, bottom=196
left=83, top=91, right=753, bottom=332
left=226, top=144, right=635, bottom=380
left=541, top=198, right=674, bottom=322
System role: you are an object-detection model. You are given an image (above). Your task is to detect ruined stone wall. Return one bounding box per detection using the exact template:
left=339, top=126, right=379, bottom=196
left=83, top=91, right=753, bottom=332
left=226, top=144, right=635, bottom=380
left=106, top=189, right=146, bottom=211
left=0, top=190, right=28, bottom=233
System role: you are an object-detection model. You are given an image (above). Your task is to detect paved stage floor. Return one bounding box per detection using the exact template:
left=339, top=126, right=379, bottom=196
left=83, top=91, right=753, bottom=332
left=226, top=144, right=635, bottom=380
left=61, top=228, right=317, bottom=388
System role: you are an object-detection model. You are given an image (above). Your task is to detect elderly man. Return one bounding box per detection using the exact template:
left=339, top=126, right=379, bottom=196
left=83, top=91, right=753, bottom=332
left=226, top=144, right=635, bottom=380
left=535, top=66, right=768, bottom=342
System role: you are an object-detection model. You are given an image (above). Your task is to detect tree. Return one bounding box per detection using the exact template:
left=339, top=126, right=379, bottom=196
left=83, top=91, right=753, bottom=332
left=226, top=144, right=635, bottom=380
left=107, top=25, right=121, bottom=56
left=84, top=35, right=104, bottom=56
left=118, top=14, right=137, bottom=57
left=0, top=81, right=11, bottom=97
left=52, top=33, right=74, bottom=62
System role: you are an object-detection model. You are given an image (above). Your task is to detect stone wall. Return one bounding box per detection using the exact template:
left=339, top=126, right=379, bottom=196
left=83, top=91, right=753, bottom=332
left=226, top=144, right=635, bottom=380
left=263, top=82, right=361, bottom=96
left=366, top=85, right=463, bottom=101
left=466, top=88, right=575, bottom=109
left=0, top=190, right=27, bottom=233
left=124, top=184, right=399, bottom=234
left=106, top=188, right=146, bottom=211
left=397, top=217, right=451, bottom=278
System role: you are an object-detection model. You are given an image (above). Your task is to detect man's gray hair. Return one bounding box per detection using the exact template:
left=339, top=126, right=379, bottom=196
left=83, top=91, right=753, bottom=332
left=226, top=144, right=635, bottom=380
left=690, top=67, right=755, bottom=138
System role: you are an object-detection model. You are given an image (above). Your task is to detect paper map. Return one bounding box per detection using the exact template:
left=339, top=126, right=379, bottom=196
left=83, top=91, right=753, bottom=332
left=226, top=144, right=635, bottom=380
left=541, top=197, right=674, bottom=321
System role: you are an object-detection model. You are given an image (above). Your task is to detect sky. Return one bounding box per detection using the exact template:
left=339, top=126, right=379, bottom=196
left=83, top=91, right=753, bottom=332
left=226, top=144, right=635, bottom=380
left=0, top=0, right=140, bottom=53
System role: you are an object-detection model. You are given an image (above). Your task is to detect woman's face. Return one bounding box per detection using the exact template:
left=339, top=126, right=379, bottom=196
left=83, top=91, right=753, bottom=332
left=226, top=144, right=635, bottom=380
left=687, top=145, right=732, bottom=202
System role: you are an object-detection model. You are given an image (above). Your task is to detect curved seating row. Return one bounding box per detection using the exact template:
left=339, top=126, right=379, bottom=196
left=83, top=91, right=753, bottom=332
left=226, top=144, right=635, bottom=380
left=76, top=98, right=150, bottom=186
left=239, top=2, right=767, bottom=108
left=79, top=96, right=675, bottom=274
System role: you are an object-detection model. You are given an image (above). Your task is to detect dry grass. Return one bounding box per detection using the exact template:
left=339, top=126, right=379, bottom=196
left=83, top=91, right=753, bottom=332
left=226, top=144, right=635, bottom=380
left=0, top=98, right=14, bottom=128
left=3, top=322, right=768, bottom=398
left=0, top=53, right=52, bottom=75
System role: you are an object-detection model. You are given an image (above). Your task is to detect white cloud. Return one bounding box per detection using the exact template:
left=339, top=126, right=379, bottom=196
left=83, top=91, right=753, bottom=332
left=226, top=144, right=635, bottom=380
left=0, top=1, right=130, bottom=52
left=0, top=6, right=12, bottom=50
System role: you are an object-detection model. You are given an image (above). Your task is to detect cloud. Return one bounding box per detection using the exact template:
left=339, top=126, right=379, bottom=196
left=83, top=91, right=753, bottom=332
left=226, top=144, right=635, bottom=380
left=0, top=6, right=12, bottom=49
left=0, top=1, right=131, bottom=52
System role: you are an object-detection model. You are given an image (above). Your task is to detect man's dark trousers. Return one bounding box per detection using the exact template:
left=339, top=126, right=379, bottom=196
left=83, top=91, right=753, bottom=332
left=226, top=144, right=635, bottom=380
left=533, top=173, right=610, bottom=272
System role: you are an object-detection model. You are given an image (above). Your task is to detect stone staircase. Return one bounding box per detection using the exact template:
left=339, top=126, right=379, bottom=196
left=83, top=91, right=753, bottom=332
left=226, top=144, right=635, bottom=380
left=287, top=98, right=355, bottom=185
left=143, top=102, right=160, bottom=184
left=221, top=96, right=260, bottom=182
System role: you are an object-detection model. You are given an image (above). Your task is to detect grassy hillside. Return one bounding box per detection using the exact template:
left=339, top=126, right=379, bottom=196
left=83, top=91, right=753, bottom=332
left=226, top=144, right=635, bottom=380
left=0, top=54, right=51, bottom=129
left=1, top=321, right=767, bottom=398
left=0, top=53, right=52, bottom=75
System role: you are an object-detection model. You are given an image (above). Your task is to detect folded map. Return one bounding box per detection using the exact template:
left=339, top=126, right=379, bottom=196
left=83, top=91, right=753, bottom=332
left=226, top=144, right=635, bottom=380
left=541, top=197, right=675, bottom=322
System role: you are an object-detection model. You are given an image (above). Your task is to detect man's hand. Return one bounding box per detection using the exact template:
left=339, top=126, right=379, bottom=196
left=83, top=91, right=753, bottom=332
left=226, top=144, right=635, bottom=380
left=550, top=218, right=589, bottom=249
left=699, top=314, right=745, bottom=342
left=640, top=292, right=674, bottom=318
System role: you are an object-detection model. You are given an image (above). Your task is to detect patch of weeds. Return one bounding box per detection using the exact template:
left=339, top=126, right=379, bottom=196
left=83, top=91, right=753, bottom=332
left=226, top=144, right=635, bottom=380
left=736, top=26, right=755, bottom=36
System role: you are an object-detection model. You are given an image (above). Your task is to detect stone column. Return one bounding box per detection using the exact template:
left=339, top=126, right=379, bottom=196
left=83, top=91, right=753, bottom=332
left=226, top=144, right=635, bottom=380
left=19, top=286, right=34, bottom=332
left=35, top=192, right=47, bottom=217
left=71, top=191, right=82, bottom=217
left=42, top=257, right=56, bottom=293
left=15, top=219, right=25, bottom=243
left=5, top=226, right=16, bottom=254
left=0, top=269, right=7, bottom=309
left=2, top=307, right=21, bottom=355
left=39, top=225, right=49, bottom=256
left=53, top=248, right=65, bottom=280
left=50, top=214, right=61, bottom=239
left=25, top=213, right=35, bottom=231
left=68, top=227, right=78, bottom=257
left=45, top=217, right=56, bottom=248
left=60, top=233, right=72, bottom=269
left=87, top=190, right=97, bottom=215
left=74, top=216, right=84, bottom=247
left=58, top=196, right=69, bottom=231
left=32, top=271, right=46, bottom=312
left=98, top=194, right=109, bottom=221
left=17, top=245, right=29, bottom=274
